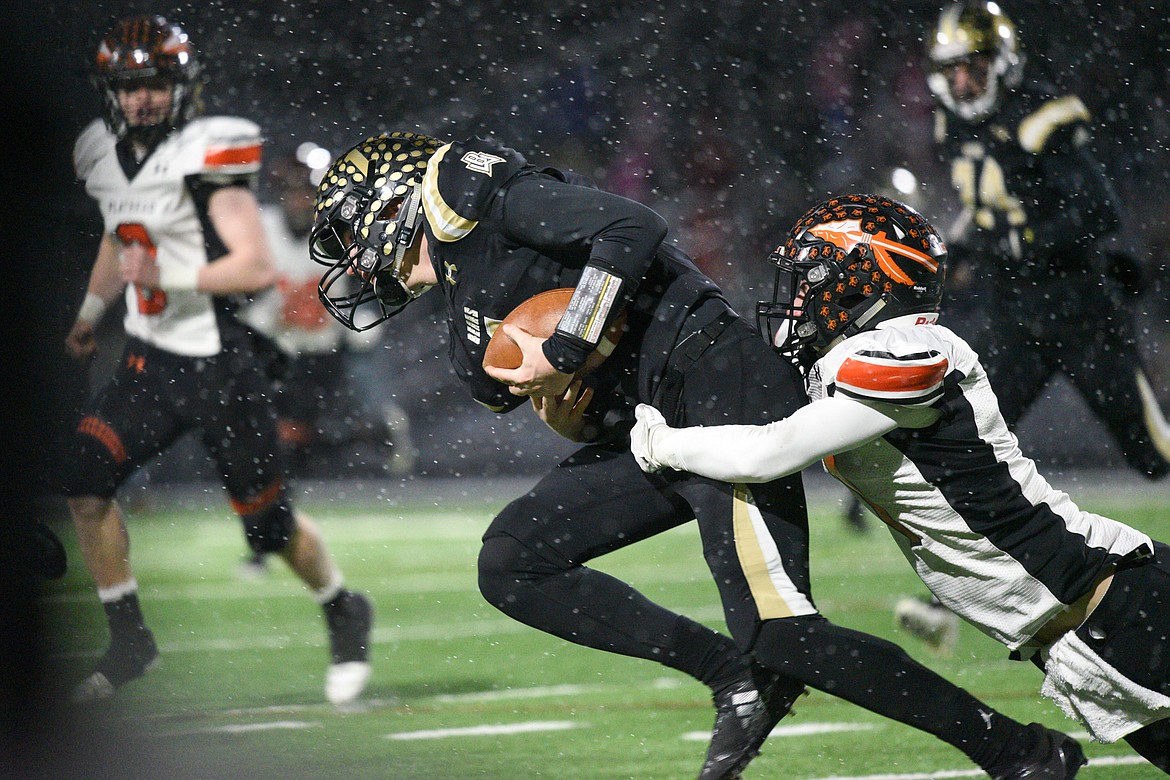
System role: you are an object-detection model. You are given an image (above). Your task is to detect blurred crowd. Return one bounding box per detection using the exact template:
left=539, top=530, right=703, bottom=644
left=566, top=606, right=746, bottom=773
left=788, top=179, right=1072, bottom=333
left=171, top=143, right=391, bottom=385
left=30, top=0, right=1170, bottom=481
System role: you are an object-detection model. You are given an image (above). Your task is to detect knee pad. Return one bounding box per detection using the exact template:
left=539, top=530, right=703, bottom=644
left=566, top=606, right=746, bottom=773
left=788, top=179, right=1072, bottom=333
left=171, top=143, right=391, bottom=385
left=240, top=499, right=296, bottom=553
left=59, top=428, right=123, bottom=497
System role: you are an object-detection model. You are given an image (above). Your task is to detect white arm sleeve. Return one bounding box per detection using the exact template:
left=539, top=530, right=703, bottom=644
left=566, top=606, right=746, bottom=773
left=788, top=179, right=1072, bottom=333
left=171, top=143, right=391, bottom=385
left=646, top=395, right=900, bottom=483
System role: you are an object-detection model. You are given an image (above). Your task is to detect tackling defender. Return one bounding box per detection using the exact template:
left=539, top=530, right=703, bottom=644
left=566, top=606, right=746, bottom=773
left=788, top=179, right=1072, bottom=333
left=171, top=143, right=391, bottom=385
left=63, top=15, right=372, bottom=705
left=633, top=193, right=1169, bottom=774
left=311, top=132, right=1080, bottom=778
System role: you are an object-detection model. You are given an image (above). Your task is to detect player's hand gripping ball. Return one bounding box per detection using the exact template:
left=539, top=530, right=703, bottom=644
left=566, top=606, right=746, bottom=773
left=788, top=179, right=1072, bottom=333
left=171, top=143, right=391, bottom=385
left=482, top=288, right=626, bottom=377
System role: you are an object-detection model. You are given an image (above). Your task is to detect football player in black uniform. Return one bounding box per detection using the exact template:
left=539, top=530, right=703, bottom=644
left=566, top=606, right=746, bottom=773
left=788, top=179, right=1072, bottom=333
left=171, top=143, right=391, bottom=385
left=63, top=16, right=372, bottom=706
left=883, top=0, right=1170, bottom=651
left=311, top=131, right=1082, bottom=779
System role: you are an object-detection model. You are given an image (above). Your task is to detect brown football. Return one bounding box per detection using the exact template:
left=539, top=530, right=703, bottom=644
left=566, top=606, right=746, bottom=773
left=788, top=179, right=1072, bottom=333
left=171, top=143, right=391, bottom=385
left=482, top=288, right=627, bottom=376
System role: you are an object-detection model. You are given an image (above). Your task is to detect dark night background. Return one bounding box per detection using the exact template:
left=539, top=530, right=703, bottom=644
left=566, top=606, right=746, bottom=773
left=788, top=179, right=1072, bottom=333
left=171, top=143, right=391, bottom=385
left=2, top=1, right=1168, bottom=775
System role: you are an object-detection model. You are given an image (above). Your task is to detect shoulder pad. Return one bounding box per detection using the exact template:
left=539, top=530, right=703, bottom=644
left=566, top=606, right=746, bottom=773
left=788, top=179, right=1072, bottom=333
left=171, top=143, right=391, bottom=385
left=1018, top=96, right=1090, bottom=154
left=829, top=332, right=949, bottom=407
left=183, top=116, right=263, bottom=177
left=422, top=136, right=528, bottom=242
left=73, top=119, right=112, bottom=181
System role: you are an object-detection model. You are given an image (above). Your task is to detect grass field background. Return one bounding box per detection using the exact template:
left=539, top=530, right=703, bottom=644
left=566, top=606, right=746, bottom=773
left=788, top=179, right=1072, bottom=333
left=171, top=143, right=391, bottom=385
left=38, top=475, right=1168, bottom=779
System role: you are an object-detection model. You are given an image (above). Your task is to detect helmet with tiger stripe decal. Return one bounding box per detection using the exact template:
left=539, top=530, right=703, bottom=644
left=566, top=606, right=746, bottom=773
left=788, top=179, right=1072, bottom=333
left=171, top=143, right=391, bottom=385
left=757, top=194, right=947, bottom=366
left=93, top=15, right=202, bottom=144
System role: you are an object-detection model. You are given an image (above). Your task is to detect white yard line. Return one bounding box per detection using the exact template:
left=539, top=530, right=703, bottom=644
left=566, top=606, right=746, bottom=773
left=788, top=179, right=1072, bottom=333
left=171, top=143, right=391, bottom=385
left=810, top=754, right=1152, bottom=780
left=153, top=720, right=319, bottom=737
left=385, top=721, right=581, bottom=740
left=682, top=722, right=879, bottom=742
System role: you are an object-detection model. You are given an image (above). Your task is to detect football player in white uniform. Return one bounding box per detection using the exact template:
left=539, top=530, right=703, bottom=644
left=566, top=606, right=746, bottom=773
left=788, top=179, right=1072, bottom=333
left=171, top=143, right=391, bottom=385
left=63, top=15, right=372, bottom=706
left=243, top=146, right=414, bottom=481
left=633, top=194, right=1170, bottom=774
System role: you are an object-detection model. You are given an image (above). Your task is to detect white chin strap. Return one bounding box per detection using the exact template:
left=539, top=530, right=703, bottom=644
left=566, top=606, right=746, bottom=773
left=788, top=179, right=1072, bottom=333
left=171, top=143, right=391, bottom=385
left=772, top=318, right=795, bottom=349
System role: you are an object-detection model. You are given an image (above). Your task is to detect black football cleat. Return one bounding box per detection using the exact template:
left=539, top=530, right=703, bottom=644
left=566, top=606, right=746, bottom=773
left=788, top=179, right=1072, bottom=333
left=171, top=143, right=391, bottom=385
left=993, top=723, right=1087, bottom=780
left=325, top=590, right=373, bottom=705
left=699, top=664, right=807, bottom=779
left=71, top=628, right=160, bottom=702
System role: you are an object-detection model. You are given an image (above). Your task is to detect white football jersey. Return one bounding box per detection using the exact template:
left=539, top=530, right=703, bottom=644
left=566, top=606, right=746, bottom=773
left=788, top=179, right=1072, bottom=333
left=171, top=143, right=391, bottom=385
left=73, top=116, right=262, bottom=356
left=240, top=208, right=347, bottom=356
left=811, top=321, right=1153, bottom=649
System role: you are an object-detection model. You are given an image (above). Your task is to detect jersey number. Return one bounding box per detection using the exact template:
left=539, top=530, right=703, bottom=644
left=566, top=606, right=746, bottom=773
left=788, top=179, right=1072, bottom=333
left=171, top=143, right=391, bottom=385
left=115, top=223, right=168, bottom=315
left=950, top=153, right=1027, bottom=231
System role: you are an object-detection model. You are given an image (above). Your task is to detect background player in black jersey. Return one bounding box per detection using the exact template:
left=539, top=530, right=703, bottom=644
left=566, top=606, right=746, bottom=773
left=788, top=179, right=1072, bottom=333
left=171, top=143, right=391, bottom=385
left=927, top=1, right=1169, bottom=476
left=843, top=1, right=1170, bottom=651
left=311, top=131, right=1083, bottom=779
left=62, top=15, right=372, bottom=706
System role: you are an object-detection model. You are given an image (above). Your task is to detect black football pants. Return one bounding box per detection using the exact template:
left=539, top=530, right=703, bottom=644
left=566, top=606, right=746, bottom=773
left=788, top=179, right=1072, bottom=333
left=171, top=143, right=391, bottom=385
left=971, top=281, right=1170, bottom=479
left=478, top=310, right=1029, bottom=771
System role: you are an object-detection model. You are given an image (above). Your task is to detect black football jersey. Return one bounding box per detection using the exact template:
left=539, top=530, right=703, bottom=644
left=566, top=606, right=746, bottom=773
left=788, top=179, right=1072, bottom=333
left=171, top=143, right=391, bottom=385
left=934, top=81, right=1120, bottom=277
left=418, top=136, right=722, bottom=415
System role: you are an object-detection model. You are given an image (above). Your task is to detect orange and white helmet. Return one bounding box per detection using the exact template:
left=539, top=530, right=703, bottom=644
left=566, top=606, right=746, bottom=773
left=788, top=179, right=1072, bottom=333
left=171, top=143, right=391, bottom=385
left=757, top=194, right=947, bottom=364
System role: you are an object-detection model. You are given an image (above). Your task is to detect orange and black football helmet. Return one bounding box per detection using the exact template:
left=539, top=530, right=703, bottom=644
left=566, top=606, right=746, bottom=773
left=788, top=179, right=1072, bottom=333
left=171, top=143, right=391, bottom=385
left=93, top=15, right=202, bottom=143
left=757, top=194, right=947, bottom=365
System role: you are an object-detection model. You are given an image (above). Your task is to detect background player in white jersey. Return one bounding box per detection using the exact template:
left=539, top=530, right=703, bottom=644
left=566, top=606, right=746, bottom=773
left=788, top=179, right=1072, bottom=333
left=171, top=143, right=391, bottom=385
left=632, top=194, right=1170, bottom=774
left=62, top=15, right=372, bottom=705
left=238, top=145, right=415, bottom=576
left=244, top=144, right=414, bottom=481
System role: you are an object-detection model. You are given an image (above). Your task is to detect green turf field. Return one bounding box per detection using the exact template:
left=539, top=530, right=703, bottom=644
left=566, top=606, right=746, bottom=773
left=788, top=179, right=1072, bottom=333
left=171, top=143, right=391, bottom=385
left=40, top=483, right=1167, bottom=779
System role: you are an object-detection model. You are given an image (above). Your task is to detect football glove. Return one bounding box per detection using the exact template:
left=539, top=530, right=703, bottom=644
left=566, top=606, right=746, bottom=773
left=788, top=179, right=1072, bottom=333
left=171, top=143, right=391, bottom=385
left=631, top=403, right=670, bottom=473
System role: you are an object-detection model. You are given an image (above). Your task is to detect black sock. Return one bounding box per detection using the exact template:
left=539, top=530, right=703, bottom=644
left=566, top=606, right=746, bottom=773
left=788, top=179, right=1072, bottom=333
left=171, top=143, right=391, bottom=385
left=101, top=591, right=149, bottom=643
left=659, top=616, right=751, bottom=695
left=95, top=592, right=156, bottom=686
left=753, top=616, right=1032, bottom=772
left=322, top=588, right=354, bottom=617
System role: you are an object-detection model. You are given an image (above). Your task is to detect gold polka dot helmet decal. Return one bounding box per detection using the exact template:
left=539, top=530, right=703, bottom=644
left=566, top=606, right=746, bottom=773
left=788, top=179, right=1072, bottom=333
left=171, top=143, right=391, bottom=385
left=309, top=132, right=443, bottom=332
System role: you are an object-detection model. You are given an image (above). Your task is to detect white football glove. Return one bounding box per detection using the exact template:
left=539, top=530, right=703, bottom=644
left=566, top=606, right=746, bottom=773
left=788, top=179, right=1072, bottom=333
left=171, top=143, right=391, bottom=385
left=631, top=403, right=670, bottom=473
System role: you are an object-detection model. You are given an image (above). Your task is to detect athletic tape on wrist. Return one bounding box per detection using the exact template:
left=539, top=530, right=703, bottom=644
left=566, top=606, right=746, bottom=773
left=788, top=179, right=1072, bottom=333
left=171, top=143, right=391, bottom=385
left=78, top=293, right=108, bottom=325
left=158, top=265, right=200, bottom=290
left=556, top=265, right=623, bottom=345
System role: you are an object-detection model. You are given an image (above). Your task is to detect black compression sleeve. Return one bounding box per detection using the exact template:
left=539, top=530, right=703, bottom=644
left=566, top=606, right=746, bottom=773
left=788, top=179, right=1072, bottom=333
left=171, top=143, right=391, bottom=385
left=501, top=175, right=666, bottom=372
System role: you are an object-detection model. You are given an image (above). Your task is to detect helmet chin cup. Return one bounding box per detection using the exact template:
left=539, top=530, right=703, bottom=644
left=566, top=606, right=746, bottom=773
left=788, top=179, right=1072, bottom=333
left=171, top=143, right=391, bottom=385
left=372, top=268, right=413, bottom=308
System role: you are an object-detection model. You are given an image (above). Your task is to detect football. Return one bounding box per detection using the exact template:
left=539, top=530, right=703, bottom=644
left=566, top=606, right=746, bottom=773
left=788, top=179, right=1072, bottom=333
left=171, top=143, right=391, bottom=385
left=482, top=288, right=627, bottom=376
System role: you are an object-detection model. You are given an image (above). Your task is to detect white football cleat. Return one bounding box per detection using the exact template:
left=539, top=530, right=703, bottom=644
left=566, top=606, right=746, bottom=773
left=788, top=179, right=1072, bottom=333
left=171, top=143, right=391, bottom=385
left=895, top=596, right=960, bottom=655
left=71, top=671, right=119, bottom=703
left=326, top=661, right=371, bottom=706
